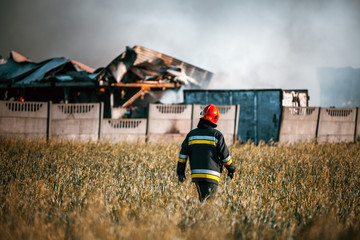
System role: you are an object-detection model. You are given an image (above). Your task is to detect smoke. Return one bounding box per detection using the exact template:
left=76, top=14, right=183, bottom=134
left=1, top=0, right=359, bottom=106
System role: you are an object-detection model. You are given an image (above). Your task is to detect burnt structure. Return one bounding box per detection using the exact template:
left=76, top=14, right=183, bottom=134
left=0, top=46, right=213, bottom=118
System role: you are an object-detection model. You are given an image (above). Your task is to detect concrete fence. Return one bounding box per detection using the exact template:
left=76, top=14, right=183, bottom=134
left=0, top=101, right=48, bottom=138
left=50, top=103, right=102, bottom=140
left=0, top=101, right=148, bottom=141
left=279, top=107, right=319, bottom=143
left=279, top=107, right=359, bottom=144
left=147, top=104, right=193, bottom=142
left=317, top=108, right=357, bottom=143
left=146, top=104, right=240, bottom=144
left=0, top=101, right=239, bottom=144
left=100, top=118, right=147, bottom=142
left=1, top=101, right=359, bottom=144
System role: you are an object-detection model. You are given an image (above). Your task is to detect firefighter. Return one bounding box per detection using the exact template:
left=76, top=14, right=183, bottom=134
left=177, top=104, right=236, bottom=202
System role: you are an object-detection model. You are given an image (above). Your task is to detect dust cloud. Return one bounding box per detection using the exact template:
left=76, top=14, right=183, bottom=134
left=1, top=0, right=359, bottom=106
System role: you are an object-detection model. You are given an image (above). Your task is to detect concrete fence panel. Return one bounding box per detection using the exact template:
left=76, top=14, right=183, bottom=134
left=0, top=101, right=48, bottom=138
left=147, top=104, right=192, bottom=142
left=100, top=118, right=147, bottom=142
left=317, top=108, right=356, bottom=143
left=279, top=107, right=319, bottom=143
left=50, top=103, right=101, bottom=141
left=192, top=104, right=239, bottom=144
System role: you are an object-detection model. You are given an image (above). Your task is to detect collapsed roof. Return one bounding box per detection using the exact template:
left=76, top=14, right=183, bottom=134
left=0, top=51, right=96, bottom=85
left=0, top=46, right=213, bottom=89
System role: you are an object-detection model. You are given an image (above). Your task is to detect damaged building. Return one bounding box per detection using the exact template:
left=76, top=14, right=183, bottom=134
left=0, top=46, right=213, bottom=118
left=1, top=45, right=315, bottom=144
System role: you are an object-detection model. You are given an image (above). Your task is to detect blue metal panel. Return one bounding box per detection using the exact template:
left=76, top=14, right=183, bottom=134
left=183, top=89, right=282, bottom=143
left=16, top=58, right=69, bottom=84
left=230, top=91, right=256, bottom=143
left=256, top=91, right=282, bottom=143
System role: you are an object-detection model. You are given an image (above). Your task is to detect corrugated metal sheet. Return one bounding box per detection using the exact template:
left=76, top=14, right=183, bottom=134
left=183, top=89, right=282, bottom=143
left=0, top=51, right=96, bottom=85
left=16, top=58, right=69, bottom=84
left=133, top=46, right=213, bottom=88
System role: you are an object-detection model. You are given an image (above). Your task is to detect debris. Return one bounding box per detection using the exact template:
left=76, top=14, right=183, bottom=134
left=0, top=46, right=213, bottom=118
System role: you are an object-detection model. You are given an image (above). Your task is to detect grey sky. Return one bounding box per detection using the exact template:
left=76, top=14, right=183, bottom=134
left=1, top=0, right=359, bottom=105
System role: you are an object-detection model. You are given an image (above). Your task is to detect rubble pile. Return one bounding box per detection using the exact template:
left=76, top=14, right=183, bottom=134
left=0, top=46, right=212, bottom=89
left=0, top=46, right=213, bottom=117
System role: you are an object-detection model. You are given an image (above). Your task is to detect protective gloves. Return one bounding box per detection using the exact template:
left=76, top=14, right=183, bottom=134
left=227, top=172, right=235, bottom=179
left=178, top=175, right=186, bottom=183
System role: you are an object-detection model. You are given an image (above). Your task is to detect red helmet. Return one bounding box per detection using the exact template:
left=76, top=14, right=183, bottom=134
left=201, top=104, right=220, bottom=124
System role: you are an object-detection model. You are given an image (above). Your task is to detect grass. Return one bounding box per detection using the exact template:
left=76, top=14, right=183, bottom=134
left=0, top=137, right=359, bottom=240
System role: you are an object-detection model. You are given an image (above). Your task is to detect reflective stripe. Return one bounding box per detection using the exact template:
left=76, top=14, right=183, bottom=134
left=191, top=169, right=220, bottom=177
left=189, top=135, right=218, bottom=144
left=222, top=155, right=232, bottom=166
left=178, top=158, right=187, bottom=163
left=222, top=155, right=231, bottom=163
left=179, top=154, right=188, bottom=159
left=189, top=140, right=216, bottom=146
left=223, top=158, right=232, bottom=166
left=191, top=174, right=220, bottom=182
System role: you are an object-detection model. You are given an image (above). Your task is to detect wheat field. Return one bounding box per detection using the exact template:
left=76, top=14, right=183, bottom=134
left=0, top=137, right=359, bottom=240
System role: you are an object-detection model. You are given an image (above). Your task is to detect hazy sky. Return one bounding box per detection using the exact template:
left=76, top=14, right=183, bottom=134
left=1, top=0, right=359, bottom=105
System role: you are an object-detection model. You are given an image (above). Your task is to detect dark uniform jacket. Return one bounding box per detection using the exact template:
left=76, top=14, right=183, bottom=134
left=177, top=118, right=236, bottom=184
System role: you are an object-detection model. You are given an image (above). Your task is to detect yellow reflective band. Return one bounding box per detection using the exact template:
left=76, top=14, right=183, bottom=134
left=223, top=159, right=232, bottom=166
left=191, top=174, right=220, bottom=182
left=178, top=158, right=187, bottom=163
left=189, top=140, right=216, bottom=146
